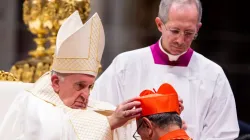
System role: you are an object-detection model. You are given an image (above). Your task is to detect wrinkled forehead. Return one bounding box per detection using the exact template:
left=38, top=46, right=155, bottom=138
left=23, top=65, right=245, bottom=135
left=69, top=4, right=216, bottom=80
left=63, top=73, right=96, bottom=82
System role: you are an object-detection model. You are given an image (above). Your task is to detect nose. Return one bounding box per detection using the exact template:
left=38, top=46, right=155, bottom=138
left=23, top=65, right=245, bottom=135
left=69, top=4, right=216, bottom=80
left=80, top=89, right=90, bottom=99
left=175, top=33, right=185, bottom=45
left=81, top=92, right=90, bottom=98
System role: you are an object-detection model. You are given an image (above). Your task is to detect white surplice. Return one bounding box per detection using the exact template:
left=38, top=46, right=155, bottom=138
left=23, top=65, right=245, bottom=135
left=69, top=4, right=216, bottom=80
left=0, top=72, right=113, bottom=140
left=90, top=40, right=239, bottom=140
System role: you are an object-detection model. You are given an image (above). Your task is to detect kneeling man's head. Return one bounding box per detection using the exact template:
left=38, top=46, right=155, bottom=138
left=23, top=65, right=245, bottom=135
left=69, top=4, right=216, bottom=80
left=134, top=83, right=191, bottom=140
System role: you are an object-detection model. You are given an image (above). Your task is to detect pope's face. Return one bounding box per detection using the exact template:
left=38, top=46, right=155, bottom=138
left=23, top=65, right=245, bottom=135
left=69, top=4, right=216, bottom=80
left=52, top=73, right=95, bottom=109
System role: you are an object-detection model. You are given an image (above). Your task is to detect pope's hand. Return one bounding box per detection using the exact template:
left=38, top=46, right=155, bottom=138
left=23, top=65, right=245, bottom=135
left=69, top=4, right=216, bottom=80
left=107, top=98, right=142, bottom=130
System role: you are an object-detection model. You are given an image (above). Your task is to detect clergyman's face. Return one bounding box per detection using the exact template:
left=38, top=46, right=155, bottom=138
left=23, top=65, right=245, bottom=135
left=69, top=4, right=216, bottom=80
left=136, top=119, right=151, bottom=140
left=157, top=2, right=202, bottom=55
left=52, top=73, right=95, bottom=109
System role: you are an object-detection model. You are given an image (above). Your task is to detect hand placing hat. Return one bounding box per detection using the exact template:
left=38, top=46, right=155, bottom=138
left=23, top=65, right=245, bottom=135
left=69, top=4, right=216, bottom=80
left=106, top=83, right=186, bottom=130
left=107, top=98, right=142, bottom=130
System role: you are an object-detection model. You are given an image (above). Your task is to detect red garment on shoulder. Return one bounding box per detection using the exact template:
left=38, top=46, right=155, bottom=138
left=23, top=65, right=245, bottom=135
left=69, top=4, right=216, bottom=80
left=159, top=129, right=192, bottom=140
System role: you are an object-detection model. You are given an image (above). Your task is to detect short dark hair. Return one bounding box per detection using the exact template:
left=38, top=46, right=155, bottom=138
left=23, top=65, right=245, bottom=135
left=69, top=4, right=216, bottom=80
left=235, top=134, right=250, bottom=140
left=138, top=112, right=182, bottom=129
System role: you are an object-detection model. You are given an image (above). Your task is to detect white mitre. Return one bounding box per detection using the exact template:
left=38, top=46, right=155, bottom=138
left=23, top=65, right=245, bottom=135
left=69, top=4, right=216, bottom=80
left=52, top=11, right=105, bottom=77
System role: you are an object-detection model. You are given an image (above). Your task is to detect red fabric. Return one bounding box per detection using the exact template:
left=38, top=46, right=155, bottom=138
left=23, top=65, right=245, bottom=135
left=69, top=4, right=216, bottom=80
left=136, top=83, right=180, bottom=117
left=159, top=129, right=192, bottom=140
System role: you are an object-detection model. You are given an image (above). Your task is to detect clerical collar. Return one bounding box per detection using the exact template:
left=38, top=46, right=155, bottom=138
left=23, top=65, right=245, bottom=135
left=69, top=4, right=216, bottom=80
left=159, top=38, right=187, bottom=61
left=159, top=129, right=191, bottom=140
left=150, top=39, right=193, bottom=67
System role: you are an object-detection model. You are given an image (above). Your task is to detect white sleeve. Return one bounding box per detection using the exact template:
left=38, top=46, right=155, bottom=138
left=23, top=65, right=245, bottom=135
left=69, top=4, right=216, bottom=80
left=0, top=92, right=27, bottom=140
left=90, top=56, right=135, bottom=140
left=200, top=71, right=239, bottom=140
left=0, top=92, right=78, bottom=140
left=90, top=55, right=125, bottom=106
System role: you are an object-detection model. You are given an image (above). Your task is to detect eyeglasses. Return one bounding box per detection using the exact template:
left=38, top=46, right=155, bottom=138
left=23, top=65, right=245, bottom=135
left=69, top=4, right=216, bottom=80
left=133, top=121, right=144, bottom=140
left=161, top=22, right=197, bottom=40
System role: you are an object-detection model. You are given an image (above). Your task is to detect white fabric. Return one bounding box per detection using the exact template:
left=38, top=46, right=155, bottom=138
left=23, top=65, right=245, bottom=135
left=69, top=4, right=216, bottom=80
left=0, top=91, right=77, bottom=140
left=56, top=11, right=83, bottom=55
left=0, top=81, right=33, bottom=125
left=55, top=11, right=105, bottom=59
left=0, top=72, right=113, bottom=140
left=90, top=46, right=239, bottom=140
left=52, top=11, right=105, bottom=77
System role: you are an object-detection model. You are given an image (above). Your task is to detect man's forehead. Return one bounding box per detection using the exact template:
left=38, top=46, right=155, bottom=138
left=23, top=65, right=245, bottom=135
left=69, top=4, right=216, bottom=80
left=170, top=2, right=198, bottom=13
left=167, top=2, right=199, bottom=22
left=66, top=73, right=95, bottom=77
left=64, top=73, right=95, bottom=81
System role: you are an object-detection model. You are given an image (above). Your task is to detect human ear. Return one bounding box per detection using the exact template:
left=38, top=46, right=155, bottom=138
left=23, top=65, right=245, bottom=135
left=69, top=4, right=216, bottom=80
left=51, top=75, right=60, bottom=93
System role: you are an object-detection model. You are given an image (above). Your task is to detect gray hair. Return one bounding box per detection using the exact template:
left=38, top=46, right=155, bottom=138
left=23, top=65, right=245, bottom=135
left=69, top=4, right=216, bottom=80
left=158, top=0, right=202, bottom=23
left=51, top=70, right=65, bottom=81
left=138, top=112, right=182, bottom=130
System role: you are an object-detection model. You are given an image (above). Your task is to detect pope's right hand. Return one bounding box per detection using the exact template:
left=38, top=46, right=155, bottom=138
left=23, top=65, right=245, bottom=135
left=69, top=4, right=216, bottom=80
left=107, top=98, right=142, bottom=130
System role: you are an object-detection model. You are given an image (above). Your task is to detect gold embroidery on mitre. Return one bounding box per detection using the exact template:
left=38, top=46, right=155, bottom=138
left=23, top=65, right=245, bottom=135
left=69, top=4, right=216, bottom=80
left=52, top=58, right=99, bottom=73
left=89, top=15, right=101, bottom=62
left=52, top=14, right=102, bottom=76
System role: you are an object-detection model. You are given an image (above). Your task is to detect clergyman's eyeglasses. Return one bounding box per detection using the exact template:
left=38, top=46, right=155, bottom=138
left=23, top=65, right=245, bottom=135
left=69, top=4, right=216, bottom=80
left=133, top=121, right=144, bottom=140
